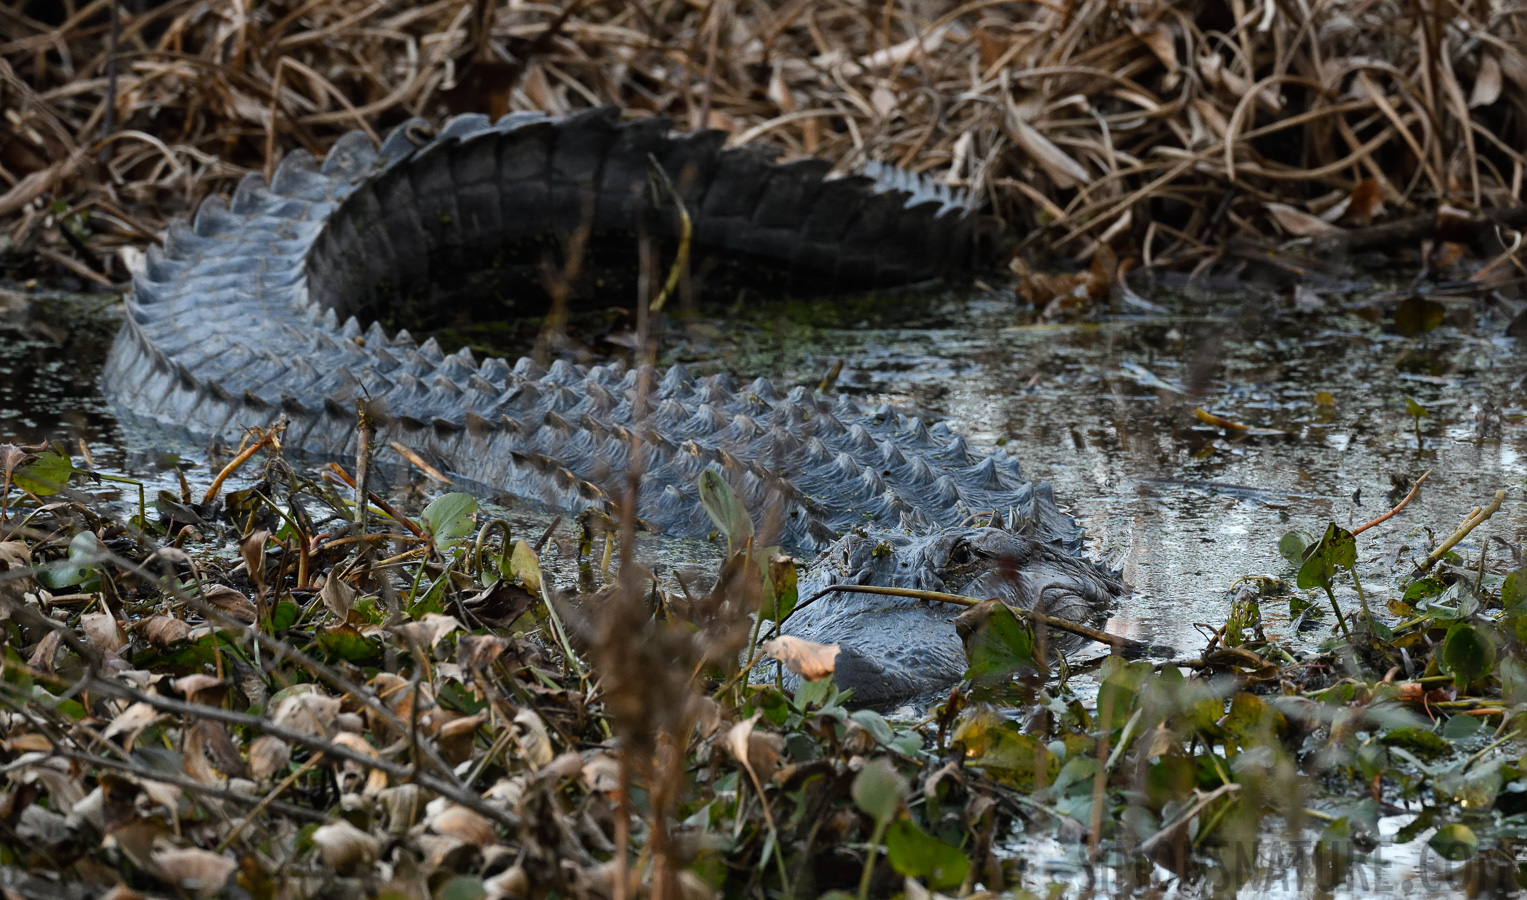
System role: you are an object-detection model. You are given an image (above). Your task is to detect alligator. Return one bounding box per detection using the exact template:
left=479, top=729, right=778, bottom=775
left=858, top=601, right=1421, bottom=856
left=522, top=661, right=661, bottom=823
left=103, top=107, right=1127, bottom=706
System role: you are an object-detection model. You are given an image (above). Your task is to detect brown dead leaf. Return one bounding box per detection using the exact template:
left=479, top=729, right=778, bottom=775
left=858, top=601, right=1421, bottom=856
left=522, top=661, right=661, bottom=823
left=512, top=708, right=555, bottom=770
left=437, top=711, right=487, bottom=766
left=320, top=568, right=356, bottom=618
left=1430, top=241, right=1466, bottom=269
left=457, top=633, right=514, bottom=671
left=141, top=615, right=192, bottom=649
left=173, top=674, right=229, bottom=706
left=380, top=784, right=427, bottom=835
left=200, top=585, right=257, bottom=624
left=102, top=701, right=169, bottom=749
left=393, top=613, right=461, bottom=651
left=726, top=713, right=783, bottom=778
left=1338, top=178, right=1384, bottom=226
left=1004, top=113, right=1090, bottom=189
left=870, top=84, right=898, bottom=119
left=239, top=529, right=271, bottom=587
left=247, top=736, right=291, bottom=781
left=417, top=833, right=476, bottom=874
left=312, top=820, right=380, bottom=875
left=0, top=541, right=34, bottom=613
left=27, top=630, right=61, bottom=673
left=1130, top=20, right=1179, bottom=73
left=82, top=611, right=128, bottom=655
left=331, top=732, right=388, bottom=796
left=151, top=845, right=237, bottom=898
left=767, top=64, right=795, bottom=112
left=761, top=636, right=840, bottom=681
left=460, top=581, right=535, bottom=628
left=426, top=799, right=496, bottom=847
left=182, top=721, right=224, bottom=787
left=852, top=25, right=948, bottom=73
left=271, top=689, right=340, bottom=739
left=1470, top=54, right=1502, bottom=108
left=1266, top=202, right=1339, bottom=236
left=484, top=867, right=529, bottom=899
left=6, top=733, right=52, bottom=754
left=581, top=753, right=621, bottom=794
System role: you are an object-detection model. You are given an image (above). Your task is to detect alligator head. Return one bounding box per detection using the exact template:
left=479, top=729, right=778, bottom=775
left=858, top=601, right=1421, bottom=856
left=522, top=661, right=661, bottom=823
left=781, top=521, right=1126, bottom=709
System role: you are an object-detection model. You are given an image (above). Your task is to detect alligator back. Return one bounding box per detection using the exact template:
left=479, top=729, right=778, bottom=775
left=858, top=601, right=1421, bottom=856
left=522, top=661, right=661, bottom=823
left=104, top=108, right=1079, bottom=553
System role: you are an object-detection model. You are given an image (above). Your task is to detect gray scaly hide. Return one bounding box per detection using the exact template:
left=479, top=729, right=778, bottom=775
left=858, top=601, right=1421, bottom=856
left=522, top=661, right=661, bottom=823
left=104, top=108, right=1078, bottom=555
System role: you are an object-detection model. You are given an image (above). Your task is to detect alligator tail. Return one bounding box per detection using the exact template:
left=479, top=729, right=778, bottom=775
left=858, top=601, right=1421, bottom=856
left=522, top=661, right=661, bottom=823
left=104, top=109, right=1084, bottom=554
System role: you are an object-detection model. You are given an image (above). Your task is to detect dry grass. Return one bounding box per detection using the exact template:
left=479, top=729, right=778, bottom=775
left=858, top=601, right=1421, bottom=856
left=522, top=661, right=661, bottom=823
left=1, top=0, right=1526, bottom=280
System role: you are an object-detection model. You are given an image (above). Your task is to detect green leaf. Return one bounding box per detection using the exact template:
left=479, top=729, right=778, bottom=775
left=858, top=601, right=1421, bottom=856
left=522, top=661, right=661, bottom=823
left=849, top=710, right=895, bottom=747
left=791, top=676, right=831, bottom=711
left=885, top=820, right=970, bottom=890
left=1436, top=759, right=1502, bottom=809
left=698, top=469, right=753, bottom=546
left=1221, top=692, right=1286, bottom=752
left=1502, top=568, right=1527, bottom=614
left=12, top=449, right=75, bottom=496
left=1403, top=396, right=1430, bottom=420
left=1441, top=713, right=1483, bottom=741
left=1402, top=576, right=1448, bottom=604
left=850, top=757, right=905, bottom=826
left=316, top=625, right=382, bottom=663
left=1295, top=522, right=1356, bottom=592
left=435, top=877, right=487, bottom=900
left=1500, top=657, right=1527, bottom=706
left=759, top=553, right=797, bottom=622
left=269, top=599, right=299, bottom=632
left=1380, top=726, right=1450, bottom=758
left=956, top=599, right=1039, bottom=685
left=38, top=531, right=102, bottom=591
left=954, top=709, right=1059, bottom=791
left=1277, top=530, right=1314, bottom=567
left=1428, top=823, right=1478, bottom=861
left=509, top=540, right=542, bottom=596
left=1095, top=657, right=1154, bottom=731
left=420, top=493, right=477, bottom=548
left=1438, top=623, right=1497, bottom=688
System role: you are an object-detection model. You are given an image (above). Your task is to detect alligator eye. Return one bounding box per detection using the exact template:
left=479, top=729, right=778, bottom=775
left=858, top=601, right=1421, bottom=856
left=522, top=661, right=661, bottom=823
left=948, top=541, right=975, bottom=566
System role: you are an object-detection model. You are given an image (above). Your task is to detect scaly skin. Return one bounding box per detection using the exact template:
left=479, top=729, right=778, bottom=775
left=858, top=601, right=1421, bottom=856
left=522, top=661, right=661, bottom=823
left=788, top=520, right=1124, bottom=708
left=103, top=107, right=1126, bottom=704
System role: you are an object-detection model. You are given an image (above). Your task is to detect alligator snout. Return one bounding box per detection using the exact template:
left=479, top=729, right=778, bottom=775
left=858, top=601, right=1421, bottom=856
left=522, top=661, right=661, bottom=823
left=783, top=524, right=1128, bottom=709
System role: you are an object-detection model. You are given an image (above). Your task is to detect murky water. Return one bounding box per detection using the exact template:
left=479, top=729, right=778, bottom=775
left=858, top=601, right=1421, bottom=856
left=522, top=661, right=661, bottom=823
left=656, top=289, right=1527, bottom=665
left=4, top=280, right=1526, bottom=897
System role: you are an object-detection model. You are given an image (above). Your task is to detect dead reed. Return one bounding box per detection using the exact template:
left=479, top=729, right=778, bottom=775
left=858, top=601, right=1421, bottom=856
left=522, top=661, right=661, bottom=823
left=1, top=0, right=1525, bottom=280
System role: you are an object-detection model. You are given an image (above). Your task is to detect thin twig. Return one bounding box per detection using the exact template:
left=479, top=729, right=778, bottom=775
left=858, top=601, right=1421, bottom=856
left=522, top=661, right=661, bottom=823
left=1352, top=469, right=1431, bottom=535
left=772, top=583, right=1173, bottom=657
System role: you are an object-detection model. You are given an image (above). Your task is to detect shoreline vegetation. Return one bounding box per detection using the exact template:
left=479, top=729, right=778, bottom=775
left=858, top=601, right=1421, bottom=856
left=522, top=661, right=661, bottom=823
left=0, top=0, right=1525, bottom=898
left=1, top=0, right=1524, bottom=285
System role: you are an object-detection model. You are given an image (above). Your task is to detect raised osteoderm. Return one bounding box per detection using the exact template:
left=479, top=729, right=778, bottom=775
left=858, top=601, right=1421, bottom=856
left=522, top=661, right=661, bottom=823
left=105, top=107, right=1125, bottom=706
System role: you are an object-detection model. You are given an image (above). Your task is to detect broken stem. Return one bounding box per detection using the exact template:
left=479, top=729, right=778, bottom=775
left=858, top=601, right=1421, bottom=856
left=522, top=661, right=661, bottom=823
left=1418, top=489, right=1507, bottom=573
left=1352, top=469, right=1431, bottom=535
left=202, top=422, right=284, bottom=507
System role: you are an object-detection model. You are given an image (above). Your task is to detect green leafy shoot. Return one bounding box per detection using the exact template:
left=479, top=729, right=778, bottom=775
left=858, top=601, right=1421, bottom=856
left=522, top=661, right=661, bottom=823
left=699, top=469, right=753, bottom=550
left=38, top=531, right=103, bottom=591
left=1295, top=522, right=1358, bottom=637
